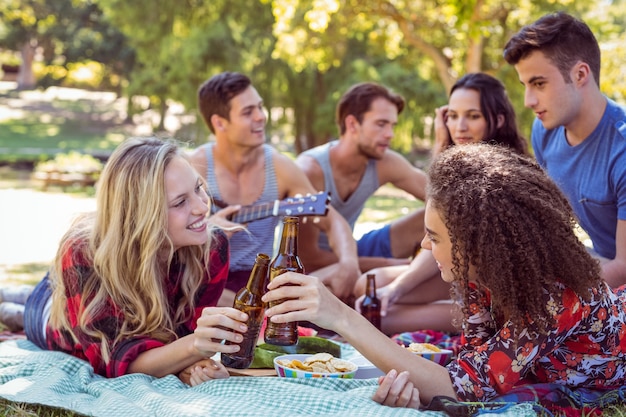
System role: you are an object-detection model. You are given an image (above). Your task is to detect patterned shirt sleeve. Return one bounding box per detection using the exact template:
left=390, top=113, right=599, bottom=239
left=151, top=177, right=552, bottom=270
left=447, top=284, right=581, bottom=401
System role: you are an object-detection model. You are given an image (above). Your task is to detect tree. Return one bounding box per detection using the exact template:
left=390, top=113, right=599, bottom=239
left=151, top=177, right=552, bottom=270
left=0, top=0, right=51, bottom=89
left=268, top=0, right=623, bottom=147
left=96, top=0, right=280, bottom=136
left=0, top=0, right=134, bottom=91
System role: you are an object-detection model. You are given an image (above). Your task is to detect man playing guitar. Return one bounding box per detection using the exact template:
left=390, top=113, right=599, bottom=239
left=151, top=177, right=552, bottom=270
left=190, top=72, right=360, bottom=307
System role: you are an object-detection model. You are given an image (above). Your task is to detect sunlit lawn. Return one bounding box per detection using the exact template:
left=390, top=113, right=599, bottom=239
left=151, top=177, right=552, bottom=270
left=0, top=85, right=130, bottom=163
left=0, top=115, right=125, bottom=162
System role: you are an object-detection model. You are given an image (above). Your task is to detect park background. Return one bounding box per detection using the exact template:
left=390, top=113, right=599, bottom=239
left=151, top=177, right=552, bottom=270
left=1, top=1, right=626, bottom=415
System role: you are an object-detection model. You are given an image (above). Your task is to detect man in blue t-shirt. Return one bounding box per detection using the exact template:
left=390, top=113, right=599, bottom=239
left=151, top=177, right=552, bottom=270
left=504, top=12, right=626, bottom=287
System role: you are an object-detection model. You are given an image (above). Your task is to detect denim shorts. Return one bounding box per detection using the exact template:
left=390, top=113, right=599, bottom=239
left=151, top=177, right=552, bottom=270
left=24, top=273, right=52, bottom=349
left=356, top=223, right=392, bottom=258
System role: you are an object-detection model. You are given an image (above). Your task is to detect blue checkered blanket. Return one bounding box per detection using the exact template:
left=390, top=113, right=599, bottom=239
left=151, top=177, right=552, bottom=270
left=0, top=340, right=535, bottom=417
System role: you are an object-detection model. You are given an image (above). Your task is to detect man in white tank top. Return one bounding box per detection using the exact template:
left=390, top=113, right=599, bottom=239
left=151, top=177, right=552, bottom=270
left=189, top=72, right=360, bottom=306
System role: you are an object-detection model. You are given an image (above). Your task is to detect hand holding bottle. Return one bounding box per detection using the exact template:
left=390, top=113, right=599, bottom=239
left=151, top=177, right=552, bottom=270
left=264, top=216, right=304, bottom=346
left=221, top=253, right=270, bottom=369
left=193, top=307, right=250, bottom=358
left=263, top=271, right=347, bottom=334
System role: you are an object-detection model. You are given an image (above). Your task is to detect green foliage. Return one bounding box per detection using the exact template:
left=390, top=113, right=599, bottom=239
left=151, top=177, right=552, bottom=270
left=0, top=0, right=135, bottom=91
left=2, top=0, right=626, bottom=154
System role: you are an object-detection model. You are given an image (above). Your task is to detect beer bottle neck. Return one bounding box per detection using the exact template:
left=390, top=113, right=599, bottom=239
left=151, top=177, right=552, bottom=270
left=247, top=253, right=270, bottom=293
left=366, top=274, right=377, bottom=297
left=278, top=219, right=299, bottom=255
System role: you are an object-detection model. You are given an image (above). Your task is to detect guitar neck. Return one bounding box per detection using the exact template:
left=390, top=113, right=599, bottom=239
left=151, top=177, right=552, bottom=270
left=211, top=191, right=330, bottom=224
left=229, top=200, right=279, bottom=223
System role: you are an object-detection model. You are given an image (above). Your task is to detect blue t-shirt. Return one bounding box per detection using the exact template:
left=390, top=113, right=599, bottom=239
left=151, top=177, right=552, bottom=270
left=531, top=98, right=626, bottom=259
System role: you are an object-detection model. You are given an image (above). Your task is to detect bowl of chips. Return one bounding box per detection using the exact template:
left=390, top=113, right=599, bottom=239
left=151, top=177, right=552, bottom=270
left=406, top=343, right=453, bottom=366
left=274, top=353, right=358, bottom=379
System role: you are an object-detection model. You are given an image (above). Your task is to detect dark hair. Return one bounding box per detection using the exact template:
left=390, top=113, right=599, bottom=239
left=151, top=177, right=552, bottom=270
left=503, top=12, right=601, bottom=86
left=197, top=72, right=252, bottom=134
left=336, top=82, right=405, bottom=135
left=449, top=73, right=528, bottom=155
left=428, top=144, right=602, bottom=335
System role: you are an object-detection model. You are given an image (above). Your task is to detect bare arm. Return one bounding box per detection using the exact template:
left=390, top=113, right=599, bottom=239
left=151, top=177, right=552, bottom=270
left=360, top=249, right=441, bottom=316
left=602, top=219, right=626, bottom=287
left=127, top=307, right=247, bottom=378
left=263, top=272, right=458, bottom=404
left=377, top=151, right=428, bottom=202
left=297, top=216, right=339, bottom=271
left=433, top=105, right=452, bottom=158
left=294, top=154, right=340, bottom=270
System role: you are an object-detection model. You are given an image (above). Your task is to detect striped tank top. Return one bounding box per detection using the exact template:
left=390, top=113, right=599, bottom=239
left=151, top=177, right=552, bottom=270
left=203, top=143, right=280, bottom=272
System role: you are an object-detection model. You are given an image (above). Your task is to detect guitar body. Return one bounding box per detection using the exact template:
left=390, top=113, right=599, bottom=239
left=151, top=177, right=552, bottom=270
left=211, top=191, right=331, bottom=223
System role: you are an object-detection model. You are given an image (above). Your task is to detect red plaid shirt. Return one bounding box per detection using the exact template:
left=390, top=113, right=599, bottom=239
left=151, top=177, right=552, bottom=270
left=46, top=231, right=229, bottom=378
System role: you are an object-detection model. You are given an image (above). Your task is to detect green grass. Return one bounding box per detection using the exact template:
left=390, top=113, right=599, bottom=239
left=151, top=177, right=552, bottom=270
left=0, top=263, right=49, bottom=287
left=0, top=399, right=84, bottom=417
left=0, top=87, right=130, bottom=163
left=0, top=115, right=125, bottom=161
left=361, top=191, right=423, bottom=223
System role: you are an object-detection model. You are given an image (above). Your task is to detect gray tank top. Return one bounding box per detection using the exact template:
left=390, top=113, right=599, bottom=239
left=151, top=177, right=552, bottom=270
left=204, top=143, right=280, bottom=272
left=300, top=140, right=379, bottom=250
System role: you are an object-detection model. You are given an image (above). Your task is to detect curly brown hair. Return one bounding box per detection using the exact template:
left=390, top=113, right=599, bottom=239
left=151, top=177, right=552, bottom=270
left=427, top=143, right=603, bottom=335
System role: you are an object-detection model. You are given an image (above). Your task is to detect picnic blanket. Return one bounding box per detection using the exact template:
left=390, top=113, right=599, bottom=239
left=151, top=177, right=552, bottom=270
left=0, top=340, right=535, bottom=417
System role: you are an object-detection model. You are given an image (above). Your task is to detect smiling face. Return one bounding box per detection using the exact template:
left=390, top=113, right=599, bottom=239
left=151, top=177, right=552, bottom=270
left=165, top=156, right=210, bottom=250
left=421, top=201, right=481, bottom=284
left=421, top=201, right=455, bottom=283
left=514, top=50, right=581, bottom=130
left=352, top=97, right=398, bottom=160
left=445, top=88, right=488, bottom=145
left=220, top=85, right=267, bottom=147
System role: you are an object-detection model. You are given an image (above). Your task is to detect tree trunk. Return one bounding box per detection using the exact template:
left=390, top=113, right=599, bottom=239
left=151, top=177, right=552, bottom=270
left=157, top=99, right=168, bottom=132
left=17, top=40, right=37, bottom=90
left=466, top=36, right=484, bottom=73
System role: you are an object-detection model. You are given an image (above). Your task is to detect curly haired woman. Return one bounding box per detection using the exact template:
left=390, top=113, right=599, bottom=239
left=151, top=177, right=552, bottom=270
left=23, top=137, right=250, bottom=385
left=264, top=143, right=626, bottom=407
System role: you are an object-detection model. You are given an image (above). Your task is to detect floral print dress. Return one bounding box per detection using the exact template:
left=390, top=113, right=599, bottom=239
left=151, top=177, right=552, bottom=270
left=447, top=282, right=626, bottom=401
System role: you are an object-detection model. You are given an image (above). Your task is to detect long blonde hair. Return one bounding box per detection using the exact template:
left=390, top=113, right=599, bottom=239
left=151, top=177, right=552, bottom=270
left=49, top=137, right=217, bottom=362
